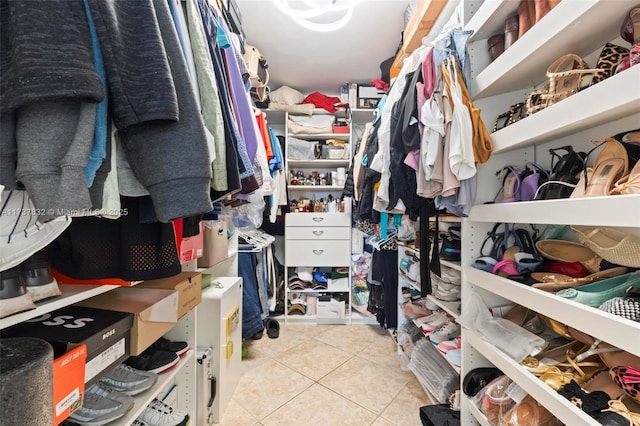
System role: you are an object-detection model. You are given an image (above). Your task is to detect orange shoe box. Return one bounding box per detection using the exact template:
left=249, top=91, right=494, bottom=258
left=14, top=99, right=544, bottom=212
left=53, top=344, right=87, bottom=425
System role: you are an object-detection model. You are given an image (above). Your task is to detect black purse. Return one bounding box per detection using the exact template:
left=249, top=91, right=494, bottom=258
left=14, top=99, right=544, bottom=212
left=462, top=367, right=504, bottom=397
left=419, top=404, right=460, bottom=426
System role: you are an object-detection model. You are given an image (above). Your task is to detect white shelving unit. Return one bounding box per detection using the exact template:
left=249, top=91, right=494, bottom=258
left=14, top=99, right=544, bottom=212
left=0, top=284, right=118, bottom=330
left=115, top=349, right=196, bottom=425
left=458, top=1, right=640, bottom=424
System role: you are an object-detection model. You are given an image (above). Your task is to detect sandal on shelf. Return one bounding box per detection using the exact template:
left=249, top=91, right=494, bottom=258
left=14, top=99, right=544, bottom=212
left=572, top=138, right=629, bottom=197
left=538, top=355, right=606, bottom=390
left=535, top=239, right=602, bottom=274
left=555, top=271, right=640, bottom=308
left=535, top=145, right=586, bottom=200
left=583, top=370, right=626, bottom=400
left=611, top=160, right=640, bottom=195
left=598, top=396, right=640, bottom=426
left=571, top=226, right=640, bottom=269
left=559, top=379, right=612, bottom=414
left=521, top=340, right=587, bottom=375
left=493, top=246, right=521, bottom=277
left=568, top=327, right=640, bottom=369
left=532, top=267, right=629, bottom=292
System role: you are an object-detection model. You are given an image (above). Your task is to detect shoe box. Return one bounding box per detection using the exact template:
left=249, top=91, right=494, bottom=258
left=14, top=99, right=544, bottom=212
left=1, top=306, right=133, bottom=425
left=135, top=272, right=202, bottom=319
left=77, top=286, right=179, bottom=355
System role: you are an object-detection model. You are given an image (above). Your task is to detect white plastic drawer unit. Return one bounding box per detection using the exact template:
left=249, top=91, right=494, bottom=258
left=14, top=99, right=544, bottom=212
left=285, top=212, right=351, bottom=227
left=285, top=226, right=350, bottom=240
left=284, top=239, right=351, bottom=266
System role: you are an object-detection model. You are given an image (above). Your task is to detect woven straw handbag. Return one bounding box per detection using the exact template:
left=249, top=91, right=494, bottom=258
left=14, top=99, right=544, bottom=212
left=571, top=225, right=640, bottom=268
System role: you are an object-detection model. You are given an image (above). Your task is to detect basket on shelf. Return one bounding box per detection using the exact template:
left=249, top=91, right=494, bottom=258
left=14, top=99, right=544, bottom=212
left=526, top=54, right=603, bottom=116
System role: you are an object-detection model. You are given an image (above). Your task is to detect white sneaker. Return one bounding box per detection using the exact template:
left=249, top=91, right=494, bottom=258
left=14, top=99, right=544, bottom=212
left=412, top=310, right=446, bottom=328
left=434, top=286, right=461, bottom=302
left=428, top=321, right=461, bottom=344
left=100, top=364, right=158, bottom=396
left=138, top=399, right=190, bottom=426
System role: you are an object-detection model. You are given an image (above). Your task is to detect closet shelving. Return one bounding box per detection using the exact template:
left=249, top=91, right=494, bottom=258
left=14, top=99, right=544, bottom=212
left=396, top=243, right=461, bottom=375
left=458, top=0, right=640, bottom=424
left=0, top=284, right=118, bottom=330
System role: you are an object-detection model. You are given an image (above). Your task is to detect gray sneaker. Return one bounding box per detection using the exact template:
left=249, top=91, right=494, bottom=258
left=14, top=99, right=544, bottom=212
left=68, top=384, right=131, bottom=426
left=138, top=399, right=190, bottom=426
left=100, top=364, right=158, bottom=396
left=87, top=382, right=135, bottom=412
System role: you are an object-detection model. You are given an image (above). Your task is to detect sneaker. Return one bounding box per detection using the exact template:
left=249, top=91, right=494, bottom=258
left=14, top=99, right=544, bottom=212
left=137, top=399, right=190, bottom=426
left=125, top=348, right=179, bottom=374
left=437, top=336, right=462, bottom=353
left=428, top=321, right=461, bottom=344
left=412, top=310, right=446, bottom=328
left=132, top=420, right=152, bottom=426
left=20, top=250, right=61, bottom=301
left=420, top=315, right=449, bottom=334
left=0, top=266, right=36, bottom=318
left=69, top=384, right=130, bottom=425
left=434, top=286, right=461, bottom=302
left=445, top=348, right=462, bottom=367
left=149, top=337, right=189, bottom=357
left=86, top=382, right=135, bottom=410
left=100, top=364, right=158, bottom=396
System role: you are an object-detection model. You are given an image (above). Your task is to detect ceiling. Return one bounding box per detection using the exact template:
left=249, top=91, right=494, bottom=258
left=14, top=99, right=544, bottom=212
left=235, top=0, right=411, bottom=95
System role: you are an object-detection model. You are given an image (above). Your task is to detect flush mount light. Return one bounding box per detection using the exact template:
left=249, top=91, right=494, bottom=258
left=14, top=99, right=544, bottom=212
left=272, top=0, right=362, bottom=32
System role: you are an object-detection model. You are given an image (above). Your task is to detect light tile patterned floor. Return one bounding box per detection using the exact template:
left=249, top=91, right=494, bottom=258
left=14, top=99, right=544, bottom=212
left=216, top=324, right=437, bottom=425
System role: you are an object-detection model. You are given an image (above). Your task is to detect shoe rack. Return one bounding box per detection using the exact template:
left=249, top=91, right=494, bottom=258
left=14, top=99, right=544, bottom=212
left=458, top=1, right=640, bottom=424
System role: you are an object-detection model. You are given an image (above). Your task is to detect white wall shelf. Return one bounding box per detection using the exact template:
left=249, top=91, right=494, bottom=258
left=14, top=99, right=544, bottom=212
left=466, top=267, right=640, bottom=357
left=489, top=66, right=640, bottom=154
left=468, top=195, right=640, bottom=228
left=466, top=396, right=494, bottom=426
left=441, top=259, right=462, bottom=271
left=466, top=331, right=599, bottom=425
left=288, top=133, right=350, bottom=139
left=468, top=0, right=639, bottom=99
left=427, top=295, right=460, bottom=321
left=114, top=350, right=195, bottom=426
left=288, top=159, right=350, bottom=168
left=0, top=284, right=119, bottom=330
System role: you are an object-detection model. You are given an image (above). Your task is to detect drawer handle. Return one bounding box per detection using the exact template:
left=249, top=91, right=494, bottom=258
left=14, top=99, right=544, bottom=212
left=312, top=217, right=324, bottom=222
left=312, top=230, right=324, bottom=236
left=312, top=249, right=324, bottom=255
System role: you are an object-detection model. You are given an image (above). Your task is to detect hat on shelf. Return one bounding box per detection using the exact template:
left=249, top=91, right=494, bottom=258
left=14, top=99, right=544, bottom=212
left=0, top=188, right=71, bottom=272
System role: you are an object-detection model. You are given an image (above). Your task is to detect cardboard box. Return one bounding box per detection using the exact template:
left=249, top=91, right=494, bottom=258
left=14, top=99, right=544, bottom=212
left=180, top=224, right=204, bottom=264
left=53, top=345, right=87, bottom=425
left=136, top=272, right=202, bottom=319
left=2, top=306, right=133, bottom=387
left=198, top=221, right=229, bottom=268
left=77, top=287, right=178, bottom=355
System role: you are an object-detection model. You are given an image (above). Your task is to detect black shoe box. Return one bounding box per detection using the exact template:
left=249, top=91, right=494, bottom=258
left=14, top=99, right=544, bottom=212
left=1, top=305, right=133, bottom=387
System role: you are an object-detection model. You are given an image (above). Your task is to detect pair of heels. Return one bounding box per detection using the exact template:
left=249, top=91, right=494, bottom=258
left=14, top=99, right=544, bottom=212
left=535, top=145, right=586, bottom=200
left=571, top=138, right=631, bottom=197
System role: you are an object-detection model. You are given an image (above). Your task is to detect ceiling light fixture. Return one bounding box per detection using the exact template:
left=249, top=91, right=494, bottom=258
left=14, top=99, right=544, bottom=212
left=272, top=0, right=361, bottom=32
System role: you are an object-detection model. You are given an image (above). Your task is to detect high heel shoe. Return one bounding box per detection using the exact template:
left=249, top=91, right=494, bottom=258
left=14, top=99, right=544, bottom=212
left=572, top=138, right=629, bottom=197
left=568, top=327, right=640, bottom=370
left=621, top=7, right=640, bottom=44
left=611, top=160, right=640, bottom=195
left=535, top=145, right=586, bottom=199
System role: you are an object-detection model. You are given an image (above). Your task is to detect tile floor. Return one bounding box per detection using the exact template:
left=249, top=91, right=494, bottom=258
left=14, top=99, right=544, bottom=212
left=217, top=323, right=437, bottom=425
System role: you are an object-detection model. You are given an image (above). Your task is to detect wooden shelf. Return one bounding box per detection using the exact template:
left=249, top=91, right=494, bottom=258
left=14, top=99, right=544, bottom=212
left=0, top=284, right=119, bottom=330
left=466, top=330, right=599, bottom=425
left=466, top=267, right=640, bottom=357
left=427, top=295, right=460, bottom=320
